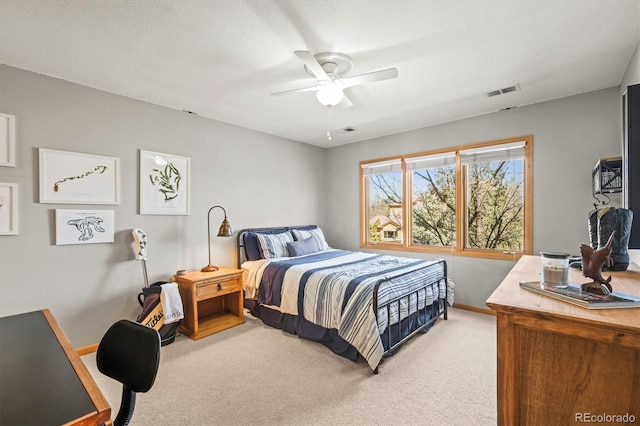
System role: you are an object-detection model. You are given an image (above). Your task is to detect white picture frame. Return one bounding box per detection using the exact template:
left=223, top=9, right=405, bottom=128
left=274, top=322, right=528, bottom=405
left=140, top=150, right=190, bottom=215
left=0, top=113, right=16, bottom=167
left=39, top=148, right=120, bottom=204
left=0, top=183, right=18, bottom=235
left=55, top=209, right=114, bottom=245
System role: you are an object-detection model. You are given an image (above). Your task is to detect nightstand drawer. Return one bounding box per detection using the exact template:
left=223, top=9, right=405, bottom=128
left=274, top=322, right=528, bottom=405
left=196, top=278, right=241, bottom=300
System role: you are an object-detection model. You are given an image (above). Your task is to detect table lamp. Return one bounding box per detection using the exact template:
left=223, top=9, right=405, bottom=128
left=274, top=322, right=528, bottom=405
left=201, top=205, right=232, bottom=272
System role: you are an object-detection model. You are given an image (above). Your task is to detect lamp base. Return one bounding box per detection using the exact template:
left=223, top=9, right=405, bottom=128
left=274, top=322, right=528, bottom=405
left=200, top=264, right=219, bottom=273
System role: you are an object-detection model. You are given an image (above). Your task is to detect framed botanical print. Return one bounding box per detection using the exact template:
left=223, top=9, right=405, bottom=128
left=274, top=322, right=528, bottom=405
left=0, top=113, right=16, bottom=167
left=0, top=183, right=18, bottom=235
left=39, top=149, right=120, bottom=204
left=139, top=150, right=190, bottom=215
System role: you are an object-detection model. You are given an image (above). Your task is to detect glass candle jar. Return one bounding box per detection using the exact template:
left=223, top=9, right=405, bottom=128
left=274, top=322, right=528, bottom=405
left=540, top=252, right=570, bottom=288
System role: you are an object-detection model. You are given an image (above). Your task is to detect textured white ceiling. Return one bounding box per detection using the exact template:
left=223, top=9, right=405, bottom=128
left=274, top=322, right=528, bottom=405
left=1, top=0, right=639, bottom=148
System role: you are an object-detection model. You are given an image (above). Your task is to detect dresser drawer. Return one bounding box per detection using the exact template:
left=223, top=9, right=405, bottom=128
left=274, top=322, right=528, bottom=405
left=196, top=277, right=241, bottom=300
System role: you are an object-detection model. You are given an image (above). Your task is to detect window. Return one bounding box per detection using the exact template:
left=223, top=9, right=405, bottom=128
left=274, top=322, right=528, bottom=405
left=407, top=153, right=456, bottom=248
left=360, top=136, right=533, bottom=260
left=383, top=230, right=398, bottom=240
left=362, top=159, right=403, bottom=244
left=460, top=141, right=526, bottom=252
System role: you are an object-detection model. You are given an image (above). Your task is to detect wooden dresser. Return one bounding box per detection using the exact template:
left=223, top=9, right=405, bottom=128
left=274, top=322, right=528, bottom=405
left=486, top=255, right=640, bottom=425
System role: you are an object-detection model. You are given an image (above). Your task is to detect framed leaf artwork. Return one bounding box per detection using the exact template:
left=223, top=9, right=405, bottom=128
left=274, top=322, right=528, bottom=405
left=139, top=150, right=190, bottom=215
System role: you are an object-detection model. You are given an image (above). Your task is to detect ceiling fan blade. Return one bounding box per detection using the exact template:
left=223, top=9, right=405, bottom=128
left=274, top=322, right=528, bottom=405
left=271, top=85, right=318, bottom=96
left=341, top=68, right=399, bottom=89
left=294, top=50, right=330, bottom=81
left=338, top=94, right=353, bottom=108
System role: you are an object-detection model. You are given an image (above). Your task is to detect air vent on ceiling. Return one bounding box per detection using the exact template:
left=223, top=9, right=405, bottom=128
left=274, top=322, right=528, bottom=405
left=336, top=126, right=358, bottom=134
left=485, top=84, right=520, bottom=97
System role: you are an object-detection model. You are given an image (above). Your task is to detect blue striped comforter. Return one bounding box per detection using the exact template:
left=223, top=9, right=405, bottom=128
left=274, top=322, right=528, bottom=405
left=254, top=250, right=446, bottom=370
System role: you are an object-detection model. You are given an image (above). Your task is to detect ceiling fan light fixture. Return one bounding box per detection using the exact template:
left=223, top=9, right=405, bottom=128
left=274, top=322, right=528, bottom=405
left=316, top=80, right=344, bottom=106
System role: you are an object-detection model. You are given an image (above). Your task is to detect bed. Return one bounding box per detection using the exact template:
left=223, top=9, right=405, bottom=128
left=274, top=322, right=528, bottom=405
left=236, top=225, right=449, bottom=373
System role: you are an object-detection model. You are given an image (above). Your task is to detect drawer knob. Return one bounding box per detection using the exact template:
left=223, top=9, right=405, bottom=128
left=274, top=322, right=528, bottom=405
left=217, top=283, right=223, bottom=291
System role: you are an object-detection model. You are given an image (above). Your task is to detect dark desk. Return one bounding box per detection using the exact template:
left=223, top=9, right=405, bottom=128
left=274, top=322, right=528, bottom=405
left=0, top=309, right=111, bottom=426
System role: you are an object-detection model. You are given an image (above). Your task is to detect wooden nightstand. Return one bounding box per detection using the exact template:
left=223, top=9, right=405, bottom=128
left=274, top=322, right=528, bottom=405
left=173, top=267, right=244, bottom=340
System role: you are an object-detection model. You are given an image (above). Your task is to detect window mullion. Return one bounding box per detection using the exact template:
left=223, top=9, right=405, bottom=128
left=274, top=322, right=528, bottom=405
left=360, top=166, right=367, bottom=246
left=455, top=152, right=464, bottom=253
left=524, top=140, right=534, bottom=254
left=402, top=160, right=410, bottom=248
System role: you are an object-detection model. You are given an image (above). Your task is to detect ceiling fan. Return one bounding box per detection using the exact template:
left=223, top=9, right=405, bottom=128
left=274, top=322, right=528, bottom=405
left=271, top=50, right=399, bottom=108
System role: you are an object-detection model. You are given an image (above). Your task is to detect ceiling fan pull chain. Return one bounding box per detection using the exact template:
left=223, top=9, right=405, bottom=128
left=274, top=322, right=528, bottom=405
left=326, top=106, right=333, bottom=140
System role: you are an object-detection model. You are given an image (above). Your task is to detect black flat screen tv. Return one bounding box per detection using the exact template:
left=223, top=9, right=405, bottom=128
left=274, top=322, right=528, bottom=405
left=623, top=83, right=639, bottom=249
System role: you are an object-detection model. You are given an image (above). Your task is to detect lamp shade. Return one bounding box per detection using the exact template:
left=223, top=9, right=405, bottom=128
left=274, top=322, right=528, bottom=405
left=217, top=217, right=232, bottom=237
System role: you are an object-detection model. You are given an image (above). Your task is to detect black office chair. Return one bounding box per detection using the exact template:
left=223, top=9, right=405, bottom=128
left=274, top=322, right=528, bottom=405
left=97, top=319, right=161, bottom=426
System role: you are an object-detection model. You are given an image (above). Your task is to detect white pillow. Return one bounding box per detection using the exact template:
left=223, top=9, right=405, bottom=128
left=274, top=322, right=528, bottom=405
left=292, top=228, right=329, bottom=251
left=256, top=231, right=293, bottom=258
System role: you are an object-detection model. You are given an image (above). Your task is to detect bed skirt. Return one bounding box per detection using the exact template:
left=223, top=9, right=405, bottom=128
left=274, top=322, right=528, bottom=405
left=244, top=298, right=440, bottom=364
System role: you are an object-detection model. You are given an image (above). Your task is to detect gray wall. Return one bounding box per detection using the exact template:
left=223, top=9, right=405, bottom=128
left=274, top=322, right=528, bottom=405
left=0, top=64, right=326, bottom=346
left=621, top=21, right=640, bottom=95
left=324, top=88, right=622, bottom=308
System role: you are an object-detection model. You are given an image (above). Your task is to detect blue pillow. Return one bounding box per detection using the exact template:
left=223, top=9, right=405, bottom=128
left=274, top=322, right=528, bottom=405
left=286, top=237, right=320, bottom=257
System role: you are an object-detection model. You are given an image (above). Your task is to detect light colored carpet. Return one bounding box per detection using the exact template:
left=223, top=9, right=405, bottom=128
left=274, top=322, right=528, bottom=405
left=83, top=308, right=497, bottom=425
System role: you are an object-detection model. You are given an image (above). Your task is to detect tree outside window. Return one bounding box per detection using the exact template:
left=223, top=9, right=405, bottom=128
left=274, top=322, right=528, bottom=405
left=360, top=136, right=532, bottom=260
left=460, top=141, right=526, bottom=252
left=465, top=160, right=524, bottom=251
left=408, top=154, right=456, bottom=247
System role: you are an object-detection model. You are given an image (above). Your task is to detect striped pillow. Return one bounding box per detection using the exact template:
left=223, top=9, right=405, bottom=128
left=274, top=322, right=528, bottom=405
left=256, top=231, right=294, bottom=259
left=292, top=228, right=329, bottom=251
